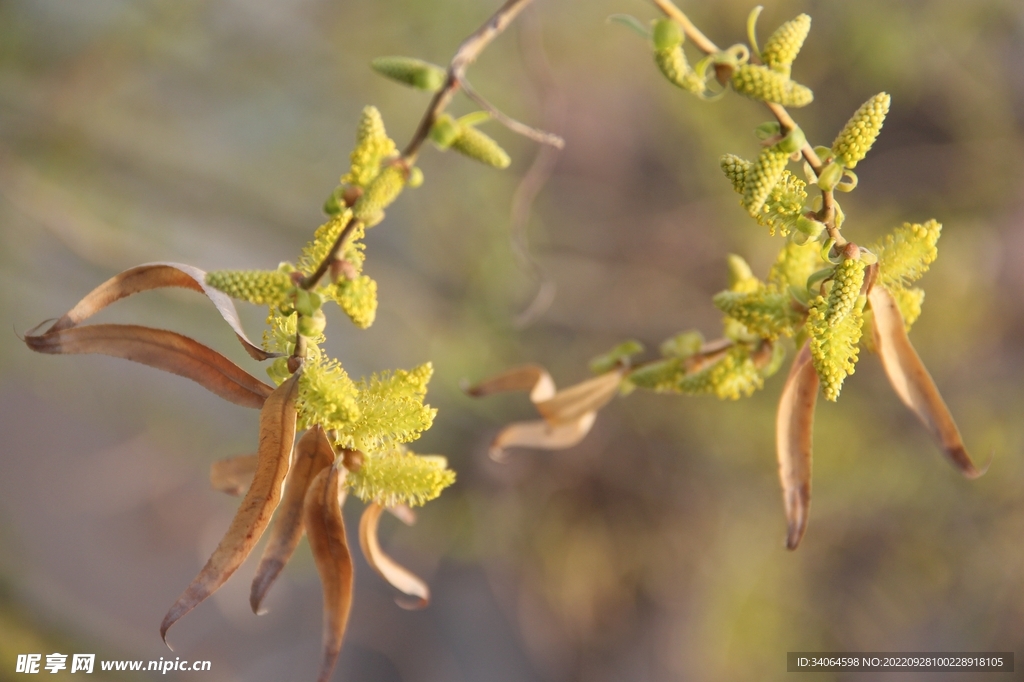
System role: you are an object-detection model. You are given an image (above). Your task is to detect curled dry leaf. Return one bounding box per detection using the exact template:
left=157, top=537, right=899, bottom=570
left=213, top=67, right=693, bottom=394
left=468, top=365, right=624, bottom=460
left=359, top=502, right=429, bottom=609
left=387, top=504, right=417, bottom=526
left=490, top=413, right=597, bottom=461
left=534, top=369, right=625, bottom=423
left=304, top=465, right=354, bottom=682
left=464, top=363, right=555, bottom=402
left=160, top=372, right=300, bottom=644
left=250, top=426, right=336, bottom=614
left=776, top=342, right=818, bottom=550
left=868, top=285, right=983, bottom=478
left=26, top=324, right=273, bottom=409
left=43, top=262, right=277, bottom=360
left=210, top=454, right=258, bottom=496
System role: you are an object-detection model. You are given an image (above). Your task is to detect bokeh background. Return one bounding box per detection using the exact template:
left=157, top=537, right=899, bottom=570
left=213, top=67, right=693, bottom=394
left=2, top=0, right=1024, bottom=680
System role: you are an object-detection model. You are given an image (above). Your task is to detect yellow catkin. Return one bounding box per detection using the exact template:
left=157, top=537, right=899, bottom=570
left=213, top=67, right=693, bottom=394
left=761, top=14, right=811, bottom=77
left=824, top=257, right=866, bottom=327
left=342, top=106, right=397, bottom=188
left=731, top=64, right=813, bottom=107
left=832, top=92, right=890, bottom=168
left=205, top=270, right=292, bottom=306
left=743, top=145, right=791, bottom=217
left=808, top=294, right=864, bottom=401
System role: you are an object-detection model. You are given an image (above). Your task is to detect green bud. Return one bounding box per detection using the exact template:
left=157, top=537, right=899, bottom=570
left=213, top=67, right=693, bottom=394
left=832, top=92, right=890, bottom=168
left=776, top=126, right=806, bottom=154
left=298, top=309, right=327, bottom=338
left=795, top=214, right=824, bottom=237
left=727, top=254, right=756, bottom=289
left=816, top=161, right=844, bottom=192
left=370, top=56, right=447, bottom=91
left=652, top=19, right=684, bottom=51
left=755, top=121, right=782, bottom=140
left=731, top=64, right=813, bottom=107
left=294, top=289, right=321, bottom=317
left=407, top=166, right=424, bottom=188
left=323, top=186, right=346, bottom=216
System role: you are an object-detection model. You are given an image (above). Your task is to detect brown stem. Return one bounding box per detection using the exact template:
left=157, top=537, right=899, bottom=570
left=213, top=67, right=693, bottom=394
left=401, top=0, right=538, bottom=161
left=458, top=77, right=564, bottom=148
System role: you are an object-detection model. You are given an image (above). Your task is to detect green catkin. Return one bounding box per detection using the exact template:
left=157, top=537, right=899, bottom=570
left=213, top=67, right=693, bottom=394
left=654, top=47, right=705, bottom=94
left=206, top=270, right=292, bottom=306
left=449, top=125, right=511, bottom=169
left=345, top=448, right=455, bottom=507
left=743, top=145, right=791, bottom=217
left=832, top=92, right=890, bottom=168
left=761, top=14, right=811, bottom=77
left=754, top=170, right=807, bottom=236
left=628, top=347, right=763, bottom=400
left=808, top=294, right=865, bottom=401
left=370, top=56, right=446, bottom=91
left=298, top=357, right=360, bottom=431
left=353, top=164, right=407, bottom=222
left=730, top=64, right=814, bottom=107
left=721, top=154, right=751, bottom=193
left=342, top=106, right=397, bottom=188
left=824, top=257, right=866, bottom=327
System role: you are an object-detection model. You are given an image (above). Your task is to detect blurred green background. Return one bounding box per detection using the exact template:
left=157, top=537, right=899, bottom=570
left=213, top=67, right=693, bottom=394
left=2, top=0, right=1024, bottom=680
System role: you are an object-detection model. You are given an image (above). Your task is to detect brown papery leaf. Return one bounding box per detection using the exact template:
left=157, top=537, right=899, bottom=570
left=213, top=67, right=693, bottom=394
left=250, top=426, right=336, bottom=614
left=490, top=412, right=597, bottom=461
left=868, top=286, right=982, bottom=478
left=45, top=262, right=276, bottom=360
left=359, top=503, right=429, bottom=609
left=160, top=372, right=300, bottom=644
left=25, top=324, right=273, bottom=409
left=304, top=465, right=354, bottom=682
left=210, top=454, right=258, bottom=496
left=776, top=342, right=818, bottom=550
left=534, top=369, right=624, bottom=424
left=464, top=364, right=555, bottom=402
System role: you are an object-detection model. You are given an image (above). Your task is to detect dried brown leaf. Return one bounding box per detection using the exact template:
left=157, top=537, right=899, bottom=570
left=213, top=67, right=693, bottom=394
left=868, top=285, right=982, bottom=478
left=250, top=426, right=336, bottom=614
left=26, top=324, right=273, bottom=409
left=160, top=373, right=300, bottom=644
left=490, top=412, right=597, bottom=461
left=776, top=341, right=818, bottom=550
left=359, top=502, right=429, bottom=609
left=464, top=364, right=555, bottom=402
left=387, top=504, right=417, bottom=526
left=46, top=262, right=276, bottom=360
left=534, top=369, right=623, bottom=424
left=304, top=465, right=354, bottom=682
left=210, top=454, right=258, bottom=496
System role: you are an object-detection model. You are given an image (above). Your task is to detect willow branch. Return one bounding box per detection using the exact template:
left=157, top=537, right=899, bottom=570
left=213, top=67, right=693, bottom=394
left=292, top=0, right=542, bottom=365
left=652, top=0, right=843, bottom=247
left=401, top=0, right=538, bottom=161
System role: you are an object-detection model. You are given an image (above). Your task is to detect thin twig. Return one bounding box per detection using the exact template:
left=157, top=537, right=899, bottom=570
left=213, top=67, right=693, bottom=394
left=401, top=0, right=538, bottom=162
left=300, top=216, right=360, bottom=291
left=459, top=77, right=564, bottom=149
